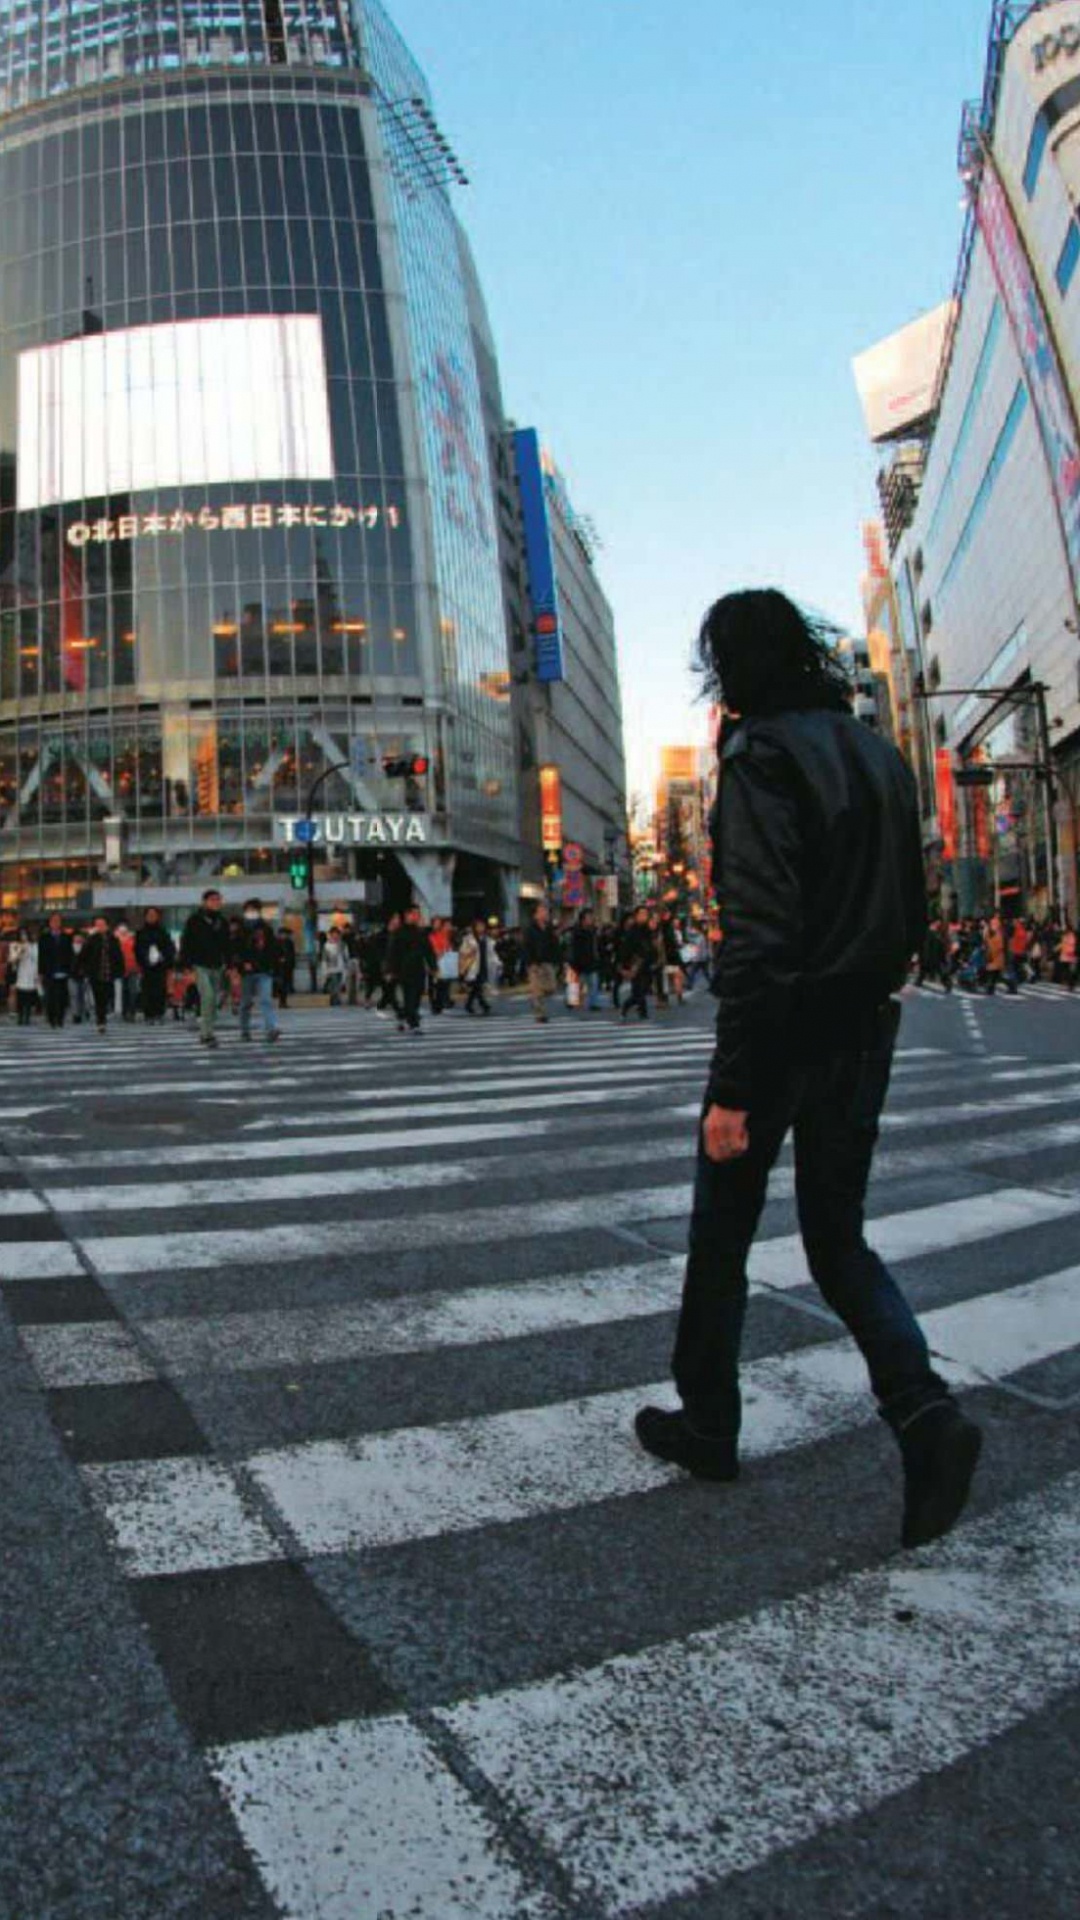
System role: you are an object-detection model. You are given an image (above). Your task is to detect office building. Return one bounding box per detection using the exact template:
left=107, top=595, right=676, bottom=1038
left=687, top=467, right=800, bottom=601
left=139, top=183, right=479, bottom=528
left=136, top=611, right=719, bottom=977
left=0, top=0, right=519, bottom=921
left=858, top=1, right=1080, bottom=917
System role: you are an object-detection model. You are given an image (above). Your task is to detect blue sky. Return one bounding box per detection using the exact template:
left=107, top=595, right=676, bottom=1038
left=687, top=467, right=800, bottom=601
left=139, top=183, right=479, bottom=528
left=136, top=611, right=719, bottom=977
left=386, top=0, right=993, bottom=793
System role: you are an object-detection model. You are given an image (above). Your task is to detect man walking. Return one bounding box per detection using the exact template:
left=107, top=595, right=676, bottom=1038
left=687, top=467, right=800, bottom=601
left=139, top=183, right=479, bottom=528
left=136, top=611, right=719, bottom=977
left=79, top=916, right=125, bottom=1035
left=523, top=903, right=561, bottom=1023
left=180, top=888, right=231, bottom=1048
left=567, top=909, right=603, bottom=1011
left=38, top=912, right=75, bottom=1029
left=385, top=904, right=434, bottom=1033
left=635, top=589, right=981, bottom=1551
left=135, top=907, right=176, bottom=1024
left=235, top=899, right=281, bottom=1043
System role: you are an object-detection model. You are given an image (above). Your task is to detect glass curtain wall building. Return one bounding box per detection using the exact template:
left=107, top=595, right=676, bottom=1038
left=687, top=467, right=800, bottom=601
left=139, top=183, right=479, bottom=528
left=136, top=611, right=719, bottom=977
left=0, top=0, right=518, bottom=920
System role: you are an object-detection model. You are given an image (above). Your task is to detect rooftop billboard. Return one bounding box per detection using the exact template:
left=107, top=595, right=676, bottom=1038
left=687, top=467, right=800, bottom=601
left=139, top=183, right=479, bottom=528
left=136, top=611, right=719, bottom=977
left=852, top=301, right=955, bottom=445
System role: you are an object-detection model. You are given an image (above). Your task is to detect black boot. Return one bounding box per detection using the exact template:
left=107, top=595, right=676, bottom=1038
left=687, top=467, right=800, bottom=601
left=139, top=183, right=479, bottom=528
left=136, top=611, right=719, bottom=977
left=890, top=1400, right=982, bottom=1550
left=634, top=1406, right=738, bottom=1482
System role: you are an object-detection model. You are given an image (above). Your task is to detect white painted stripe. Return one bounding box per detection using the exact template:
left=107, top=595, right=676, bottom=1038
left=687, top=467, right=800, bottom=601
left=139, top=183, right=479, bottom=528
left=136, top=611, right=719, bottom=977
left=20, top=1323, right=155, bottom=1387
left=209, top=1718, right=557, bottom=1920
left=22, top=1118, right=559, bottom=1174
left=81, top=1459, right=281, bottom=1577
left=751, top=1188, right=1080, bottom=1293
left=70, top=1179, right=1080, bottom=1284
left=146, top=1258, right=687, bottom=1375
left=441, top=1474, right=1080, bottom=1912
left=76, top=1183, right=693, bottom=1277
left=882, top=1081, right=1080, bottom=1129
left=43, top=1159, right=475, bottom=1215
left=0, top=1241, right=82, bottom=1279
left=0, top=1190, right=46, bottom=1215
left=244, top=1265, right=1080, bottom=1555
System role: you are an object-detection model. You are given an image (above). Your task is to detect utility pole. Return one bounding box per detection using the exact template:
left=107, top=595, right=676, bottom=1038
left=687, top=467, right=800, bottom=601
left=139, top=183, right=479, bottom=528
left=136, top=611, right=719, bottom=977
left=301, top=761, right=349, bottom=974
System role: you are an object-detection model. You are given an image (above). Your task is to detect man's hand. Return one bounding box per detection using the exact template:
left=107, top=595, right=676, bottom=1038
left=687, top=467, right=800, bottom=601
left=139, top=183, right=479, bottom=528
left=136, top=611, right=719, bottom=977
left=702, top=1104, right=750, bottom=1164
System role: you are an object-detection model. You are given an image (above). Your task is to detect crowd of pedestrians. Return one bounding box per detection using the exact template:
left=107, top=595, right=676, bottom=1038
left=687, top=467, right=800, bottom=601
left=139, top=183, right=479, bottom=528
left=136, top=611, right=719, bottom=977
left=0, top=896, right=715, bottom=1040
left=917, top=913, right=1078, bottom=994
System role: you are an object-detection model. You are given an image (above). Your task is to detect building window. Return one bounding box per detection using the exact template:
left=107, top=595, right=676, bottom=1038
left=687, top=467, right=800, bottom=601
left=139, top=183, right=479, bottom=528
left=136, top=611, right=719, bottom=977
left=940, top=382, right=1029, bottom=596
left=1057, top=219, right=1080, bottom=295
left=1023, top=73, right=1080, bottom=199
left=921, top=601, right=933, bottom=639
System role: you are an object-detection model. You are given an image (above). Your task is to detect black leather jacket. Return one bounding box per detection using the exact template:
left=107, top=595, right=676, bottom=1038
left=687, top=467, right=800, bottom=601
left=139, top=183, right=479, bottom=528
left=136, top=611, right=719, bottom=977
left=707, top=708, right=926, bottom=1110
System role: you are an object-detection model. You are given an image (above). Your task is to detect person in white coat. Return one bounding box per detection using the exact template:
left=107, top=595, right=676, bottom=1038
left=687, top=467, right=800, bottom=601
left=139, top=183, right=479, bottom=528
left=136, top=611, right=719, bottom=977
left=459, top=918, right=493, bottom=1016
left=11, top=927, right=39, bottom=1026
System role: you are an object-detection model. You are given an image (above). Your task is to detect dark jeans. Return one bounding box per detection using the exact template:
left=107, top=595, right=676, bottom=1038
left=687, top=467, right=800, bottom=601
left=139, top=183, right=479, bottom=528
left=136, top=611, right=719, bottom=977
left=673, top=999, right=945, bottom=1437
left=90, top=980, right=111, bottom=1028
left=464, top=978, right=489, bottom=1014
left=622, top=966, right=650, bottom=1020
left=400, top=975, right=424, bottom=1029
left=44, top=977, right=69, bottom=1026
left=142, top=970, right=167, bottom=1021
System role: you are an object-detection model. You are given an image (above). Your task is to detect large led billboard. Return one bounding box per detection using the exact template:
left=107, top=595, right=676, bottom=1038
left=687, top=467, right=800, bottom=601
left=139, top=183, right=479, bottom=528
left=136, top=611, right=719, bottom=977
left=17, top=314, right=335, bottom=511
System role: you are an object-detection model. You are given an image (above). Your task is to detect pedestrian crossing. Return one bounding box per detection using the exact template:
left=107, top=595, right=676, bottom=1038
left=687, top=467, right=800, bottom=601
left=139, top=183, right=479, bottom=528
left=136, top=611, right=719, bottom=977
left=1, top=994, right=1078, bottom=1916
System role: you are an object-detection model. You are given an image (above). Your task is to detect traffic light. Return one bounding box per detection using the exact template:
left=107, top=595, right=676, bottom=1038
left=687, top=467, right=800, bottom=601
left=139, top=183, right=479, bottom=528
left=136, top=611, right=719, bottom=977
left=382, top=754, right=430, bottom=778
left=955, top=766, right=994, bottom=788
left=289, top=853, right=309, bottom=891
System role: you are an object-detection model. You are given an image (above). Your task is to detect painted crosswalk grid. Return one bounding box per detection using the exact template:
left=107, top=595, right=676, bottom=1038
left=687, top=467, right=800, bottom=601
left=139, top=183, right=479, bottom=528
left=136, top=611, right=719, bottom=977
left=0, top=994, right=1078, bottom=1916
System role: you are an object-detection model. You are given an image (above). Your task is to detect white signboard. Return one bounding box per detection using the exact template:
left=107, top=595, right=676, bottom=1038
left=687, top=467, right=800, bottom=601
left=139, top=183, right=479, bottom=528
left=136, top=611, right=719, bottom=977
left=17, top=314, right=335, bottom=511
left=277, top=814, right=430, bottom=847
left=852, top=301, right=954, bottom=445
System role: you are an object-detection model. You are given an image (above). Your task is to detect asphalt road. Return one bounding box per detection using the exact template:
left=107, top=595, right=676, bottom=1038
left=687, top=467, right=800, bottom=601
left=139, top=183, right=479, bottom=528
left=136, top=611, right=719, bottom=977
left=0, top=980, right=1078, bottom=1918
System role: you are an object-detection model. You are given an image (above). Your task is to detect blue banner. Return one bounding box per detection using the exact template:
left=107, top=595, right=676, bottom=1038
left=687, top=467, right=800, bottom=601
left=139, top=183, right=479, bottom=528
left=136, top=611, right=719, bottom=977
left=514, top=428, right=565, bottom=683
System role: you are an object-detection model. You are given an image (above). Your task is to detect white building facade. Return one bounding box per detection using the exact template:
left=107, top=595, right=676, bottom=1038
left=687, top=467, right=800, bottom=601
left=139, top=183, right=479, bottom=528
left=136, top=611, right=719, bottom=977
left=892, top=0, right=1080, bottom=920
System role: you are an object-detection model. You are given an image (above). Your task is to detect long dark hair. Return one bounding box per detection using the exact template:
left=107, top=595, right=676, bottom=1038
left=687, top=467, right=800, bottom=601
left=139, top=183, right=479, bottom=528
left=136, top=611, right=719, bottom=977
left=694, top=589, right=853, bottom=718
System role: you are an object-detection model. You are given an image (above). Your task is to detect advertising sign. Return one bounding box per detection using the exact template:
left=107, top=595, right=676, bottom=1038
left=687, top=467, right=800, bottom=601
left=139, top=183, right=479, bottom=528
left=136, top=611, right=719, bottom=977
left=18, top=314, right=335, bottom=511
left=976, top=153, right=1080, bottom=603
left=514, top=427, right=565, bottom=683
left=562, top=841, right=584, bottom=871
left=852, top=302, right=954, bottom=445
left=539, top=765, right=563, bottom=851
left=277, top=814, right=429, bottom=847
left=935, top=748, right=957, bottom=862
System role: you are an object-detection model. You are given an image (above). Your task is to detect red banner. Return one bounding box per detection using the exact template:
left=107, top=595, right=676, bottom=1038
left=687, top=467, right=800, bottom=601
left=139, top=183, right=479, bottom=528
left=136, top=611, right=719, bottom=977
left=935, top=748, right=957, bottom=861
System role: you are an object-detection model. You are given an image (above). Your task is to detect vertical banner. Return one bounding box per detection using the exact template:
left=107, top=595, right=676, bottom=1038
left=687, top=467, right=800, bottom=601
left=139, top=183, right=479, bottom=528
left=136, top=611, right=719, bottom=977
left=976, top=153, right=1080, bottom=599
left=935, top=747, right=957, bottom=861
left=539, top=764, right=562, bottom=851
left=514, top=428, right=565, bottom=683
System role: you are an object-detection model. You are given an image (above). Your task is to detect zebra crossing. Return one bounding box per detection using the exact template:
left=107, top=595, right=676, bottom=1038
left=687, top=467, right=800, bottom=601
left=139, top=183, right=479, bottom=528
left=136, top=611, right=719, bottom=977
left=1, top=994, right=1078, bottom=1917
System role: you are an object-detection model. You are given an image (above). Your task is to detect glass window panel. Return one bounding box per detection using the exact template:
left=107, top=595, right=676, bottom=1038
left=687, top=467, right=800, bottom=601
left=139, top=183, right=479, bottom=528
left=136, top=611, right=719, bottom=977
left=289, top=218, right=314, bottom=283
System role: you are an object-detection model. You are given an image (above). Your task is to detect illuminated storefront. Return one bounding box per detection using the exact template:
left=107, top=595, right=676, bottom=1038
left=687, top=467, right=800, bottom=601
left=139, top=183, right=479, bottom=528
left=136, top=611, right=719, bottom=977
left=0, top=0, right=518, bottom=919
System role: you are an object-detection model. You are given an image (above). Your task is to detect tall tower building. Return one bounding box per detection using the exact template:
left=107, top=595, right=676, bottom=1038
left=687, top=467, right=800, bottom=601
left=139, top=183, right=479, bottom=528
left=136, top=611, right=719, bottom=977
left=0, top=1, right=518, bottom=921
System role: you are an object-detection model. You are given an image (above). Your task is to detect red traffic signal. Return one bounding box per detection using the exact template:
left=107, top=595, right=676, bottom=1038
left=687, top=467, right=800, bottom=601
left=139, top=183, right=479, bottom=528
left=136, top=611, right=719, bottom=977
left=382, top=754, right=430, bottom=778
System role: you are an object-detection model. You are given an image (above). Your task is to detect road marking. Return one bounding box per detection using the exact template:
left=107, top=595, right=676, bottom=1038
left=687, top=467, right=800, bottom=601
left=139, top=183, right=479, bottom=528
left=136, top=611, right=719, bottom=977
left=81, top=1458, right=282, bottom=1578
left=20, top=1323, right=156, bottom=1387
left=242, top=1264, right=1080, bottom=1556
left=209, top=1718, right=558, bottom=1920
left=42, top=1160, right=474, bottom=1214
left=439, top=1473, right=1080, bottom=1912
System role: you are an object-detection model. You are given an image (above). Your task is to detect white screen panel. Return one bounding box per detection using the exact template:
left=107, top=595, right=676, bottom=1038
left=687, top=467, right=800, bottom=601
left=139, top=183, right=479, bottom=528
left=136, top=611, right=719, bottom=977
left=16, top=314, right=335, bottom=510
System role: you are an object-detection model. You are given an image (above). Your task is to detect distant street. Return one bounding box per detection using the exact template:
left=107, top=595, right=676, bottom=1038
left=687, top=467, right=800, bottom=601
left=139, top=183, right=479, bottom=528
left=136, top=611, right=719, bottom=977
left=2, top=986, right=1079, bottom=1918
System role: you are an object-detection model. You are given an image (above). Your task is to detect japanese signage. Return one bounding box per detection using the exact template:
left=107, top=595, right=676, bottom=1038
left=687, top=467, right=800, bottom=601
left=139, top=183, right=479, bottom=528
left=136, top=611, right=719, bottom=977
left=66, top=502, right=403, bottom=548
left=539, top=766, right=563, bottom=852
left=277, top=814, right=429, bottom=847
left=977, top=155, right=1080, bottom=603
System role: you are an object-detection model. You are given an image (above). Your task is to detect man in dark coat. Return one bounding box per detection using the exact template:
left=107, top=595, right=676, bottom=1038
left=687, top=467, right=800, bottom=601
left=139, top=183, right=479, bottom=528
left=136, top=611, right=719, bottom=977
left=38, top=912, right=76, bottom=1028
left=234, top=899, right=281, bottom=1044
left=180, top=888, right=232, bottom=1048
left=79, top=916, right=125, bottom=1034
left=635, top=589, right=981, bottom=1552
left=135, top=907, right=176, bottom=1024
left=385, top=905, right=435, bottom=1033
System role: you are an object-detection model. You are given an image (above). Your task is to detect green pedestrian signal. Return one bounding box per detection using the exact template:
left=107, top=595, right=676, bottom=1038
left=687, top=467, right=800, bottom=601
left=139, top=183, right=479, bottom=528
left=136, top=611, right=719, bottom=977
left=289, top=854, right=309, bottom=891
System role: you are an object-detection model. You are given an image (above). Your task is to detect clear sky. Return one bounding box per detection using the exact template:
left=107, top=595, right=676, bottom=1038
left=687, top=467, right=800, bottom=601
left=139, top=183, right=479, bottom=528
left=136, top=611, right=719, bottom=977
left=386, top=0, right=993, bottom=797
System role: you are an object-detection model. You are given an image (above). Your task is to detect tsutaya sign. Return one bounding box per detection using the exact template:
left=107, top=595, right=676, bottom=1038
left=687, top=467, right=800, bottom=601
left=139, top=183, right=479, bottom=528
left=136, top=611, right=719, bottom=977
left=277, top=813, right=429, bottom=847
left=1033, top=19, right=1080, bottom=71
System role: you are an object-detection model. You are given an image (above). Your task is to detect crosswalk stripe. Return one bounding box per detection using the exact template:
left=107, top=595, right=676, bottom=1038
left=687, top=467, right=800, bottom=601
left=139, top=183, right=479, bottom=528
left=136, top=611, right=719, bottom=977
left=21, top=1117, right=560, bottom=1173
left=209, top=1717, right=558, bottom=1920
left=431, top=1472, right=1080, bottom=1913
left=77, top=1257, right=1077, bottom=1576
left=236, top=1263, right=1080, bottom=1559
left=24, top=1177, right=1073, bottom=1284
left=42, top=1159, right=479, bottom=1214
